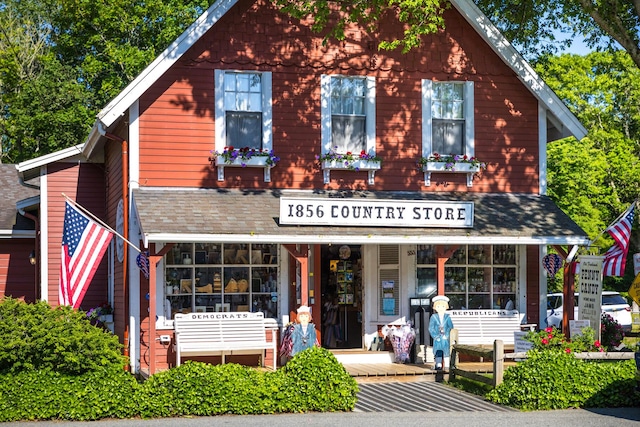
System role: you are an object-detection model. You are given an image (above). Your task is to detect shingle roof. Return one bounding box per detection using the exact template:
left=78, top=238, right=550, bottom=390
left=0, top=164, right=39, bottom=232
left=132, top=188, right=589, bottom=246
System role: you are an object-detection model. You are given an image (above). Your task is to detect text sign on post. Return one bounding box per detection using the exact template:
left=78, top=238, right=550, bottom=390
left=578, top=255, right=603, bottom=341
left=279, top=197, right=474, bottom=227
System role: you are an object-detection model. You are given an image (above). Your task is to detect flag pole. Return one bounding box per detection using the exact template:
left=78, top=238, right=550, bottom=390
left=588, top=199, right=638, bottom=248
left=61, top=193, right=142, bottom=253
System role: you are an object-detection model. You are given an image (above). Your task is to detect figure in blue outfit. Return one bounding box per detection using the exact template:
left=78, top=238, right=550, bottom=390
left=289, top=305, right=319, bottom=357
left=429, top=295, right=454, bottom=370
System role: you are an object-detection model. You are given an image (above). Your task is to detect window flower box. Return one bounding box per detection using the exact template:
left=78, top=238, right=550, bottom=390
left=318, top=149, right=382, bottom=185
left=212, top=147, right=279, bottom=182
left=98, top=314, right=114, bottom=333
left=419, top=154, right=486, bottom=187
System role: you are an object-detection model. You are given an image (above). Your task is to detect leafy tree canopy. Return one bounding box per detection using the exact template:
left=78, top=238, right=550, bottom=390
left=276, top=1, right=640, bottom=68
left=537, top=51, right=640, bottom=279
left=0, top=0, right=213, bottom=163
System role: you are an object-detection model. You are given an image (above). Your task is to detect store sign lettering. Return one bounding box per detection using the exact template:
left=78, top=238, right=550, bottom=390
left=279, top=197, right=473, bottom=227
left=185, top=312, right=263, bottom=320
left=449, top=310, right=519, bottom=317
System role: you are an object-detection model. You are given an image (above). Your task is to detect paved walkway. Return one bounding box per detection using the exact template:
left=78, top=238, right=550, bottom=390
left=354, top=379, right=515, bottom=413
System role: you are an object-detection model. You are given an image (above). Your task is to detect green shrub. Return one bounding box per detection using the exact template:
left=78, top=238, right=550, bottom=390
left=0, top=367, right=139, bottom=421
left=524, top=326, right=603, bottom=353
left=136, top=362, right=282, bottom=417
left=275, top=346, right=359, bottom=412
left=0, top=297, right=358, bottom=420
left=0, top=297, right=127, bottom=374
left=486, top=349, right=637, bottom=410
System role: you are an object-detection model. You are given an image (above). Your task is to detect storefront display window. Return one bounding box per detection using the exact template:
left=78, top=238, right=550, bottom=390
left=416, top=244, right=517, bottom=310
left=164, top=243, right=278, bottom=319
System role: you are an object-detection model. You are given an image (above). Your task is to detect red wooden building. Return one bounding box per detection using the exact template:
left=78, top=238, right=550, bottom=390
left=14, top=0, right=589, bottom=375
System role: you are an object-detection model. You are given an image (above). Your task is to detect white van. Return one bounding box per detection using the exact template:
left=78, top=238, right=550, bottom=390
left=546, top=291, right=632, bottom=333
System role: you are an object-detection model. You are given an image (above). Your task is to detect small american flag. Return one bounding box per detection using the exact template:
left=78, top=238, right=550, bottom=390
left=59, top=202, right=113, bottom=308
left=136, top=251, right=150, bottom=279
left=603, top=204, right=635, bottom=277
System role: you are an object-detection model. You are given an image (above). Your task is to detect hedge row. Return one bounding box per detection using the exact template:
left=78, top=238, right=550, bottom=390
left=0, top=347, right=359, bottom=421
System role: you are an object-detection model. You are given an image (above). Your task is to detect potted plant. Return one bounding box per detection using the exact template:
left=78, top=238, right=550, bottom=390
left=86, top=302, right=114, bottom=332
left=418, top=153, right=486, bottom=187
left=211, top=146, right=280, bottom=182
left=317, top=147, right=382, bottom=184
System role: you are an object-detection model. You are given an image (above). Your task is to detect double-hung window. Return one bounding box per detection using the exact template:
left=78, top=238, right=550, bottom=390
left=321, top=75, right=376, bottom=156
left=214, top=70, right=272, bottom=151
left=422, top=80, right=474, bottom=158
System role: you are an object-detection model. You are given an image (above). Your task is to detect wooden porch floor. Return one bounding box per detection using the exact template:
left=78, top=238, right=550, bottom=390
left=332, top=350, right=517, bottom=381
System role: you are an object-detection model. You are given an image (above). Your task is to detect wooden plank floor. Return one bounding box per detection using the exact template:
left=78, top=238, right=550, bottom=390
left=342, top=361, right=517, bottom=379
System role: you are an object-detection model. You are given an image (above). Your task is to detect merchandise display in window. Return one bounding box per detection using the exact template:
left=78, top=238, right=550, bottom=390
left=417, top=244, right=517, bottom=310
left=164, top=243, right=278, bottom=319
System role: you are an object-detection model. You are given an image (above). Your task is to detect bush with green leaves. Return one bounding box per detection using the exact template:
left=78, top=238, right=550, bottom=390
left=137, top=348, right=359, bottom=417
left=275, top=346, right=359, bottom=412
left=0, top=297, right=127, bottom=374
left=524, top=326, right=603, bottom=353
left=486, top=349, right=637, bottom=410
left=136, top=362, right=283, bottom=417
left=0, top=367, right=140, bottom=422
left=0, top=297, right=358, bottom=420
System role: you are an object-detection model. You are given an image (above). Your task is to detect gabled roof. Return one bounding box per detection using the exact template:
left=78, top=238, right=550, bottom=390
left=89, top=0, right=586, bottom=151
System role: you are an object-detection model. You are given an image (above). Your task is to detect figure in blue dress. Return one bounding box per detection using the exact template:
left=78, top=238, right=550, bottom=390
left=429, top=295, right=454, bottom=370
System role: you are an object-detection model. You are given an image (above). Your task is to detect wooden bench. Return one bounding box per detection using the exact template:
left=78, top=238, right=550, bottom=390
left=174, top=312, right=278, bottom=370
left=448, top=309, right=533, bottom=345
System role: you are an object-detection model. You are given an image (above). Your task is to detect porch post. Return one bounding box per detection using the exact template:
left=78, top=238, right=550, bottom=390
left=283, top=244, right=309, bottom=306
left=436, top=246, right=459, bottom=295
left=147, top=243, right=175, bottom=375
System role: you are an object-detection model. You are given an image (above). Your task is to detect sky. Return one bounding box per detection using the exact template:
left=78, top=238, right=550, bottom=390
left=563, top=37, right=593, bottom=55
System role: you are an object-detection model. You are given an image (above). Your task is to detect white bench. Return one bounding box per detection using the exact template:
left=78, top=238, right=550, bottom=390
left=448, top=310, right=533, bottom=345
left=174, top=312, right=278, bottom=370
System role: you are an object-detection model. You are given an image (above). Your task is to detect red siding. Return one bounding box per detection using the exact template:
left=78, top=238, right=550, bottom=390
left=137, top=0, right=540, bottom=193
left=47, top=163, right=109, bottom=311
left=104, top=138, right=126, bottom=340
left=0, top=239, right=37, bottom=302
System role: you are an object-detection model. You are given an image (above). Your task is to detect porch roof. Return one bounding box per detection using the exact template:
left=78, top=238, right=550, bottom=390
left=132, top=188, right=590, bottom=248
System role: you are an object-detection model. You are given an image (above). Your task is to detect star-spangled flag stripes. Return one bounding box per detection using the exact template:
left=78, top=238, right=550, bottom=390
left=602, top=204, right=635, bottom=277
left=136, top=251, right=150, bottom=279
left=59, top=201, right=113, bottom=308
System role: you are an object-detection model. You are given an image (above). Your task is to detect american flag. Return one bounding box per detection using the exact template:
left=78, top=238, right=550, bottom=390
left=59, top=201, right=113, bottom=308
left=136, top=251, right=150, bottom=279
left=602, top=204, right=635, bottom=277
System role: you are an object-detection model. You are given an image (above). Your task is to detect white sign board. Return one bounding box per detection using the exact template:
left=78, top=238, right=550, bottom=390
left=279, top=197, right=474, bottom=227
left=569, top=319, right=591, bottom=339
left=578, top=255, right=603, bottom=341
left=514, top=331, right=534, bottom=354
left=634, top=252, right=640, bottom=276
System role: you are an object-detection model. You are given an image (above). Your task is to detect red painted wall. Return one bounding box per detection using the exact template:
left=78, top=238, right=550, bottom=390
left=46, top=163, right=109, bottom=311
left=104, top=138, right=127, bottom=340
left=137, top=0, right=539, bottom=193
left=0, top=239, right=37, bottom=302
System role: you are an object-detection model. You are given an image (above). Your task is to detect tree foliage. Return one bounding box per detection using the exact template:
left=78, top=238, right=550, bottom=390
left=537, top=52, right=640, bottom=247
left=0, top=0, right=213, bottom=163
left=537, top=51, right=640, bottom=290
left=274, top=0, right=450, bottom=53
left=274, top=1, right=640, bottom=69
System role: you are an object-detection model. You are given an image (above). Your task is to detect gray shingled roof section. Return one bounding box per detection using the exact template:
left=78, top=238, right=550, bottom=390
left=0, top=164, right=39, bottom=232
left=132, top=188, right=588, bottom=240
